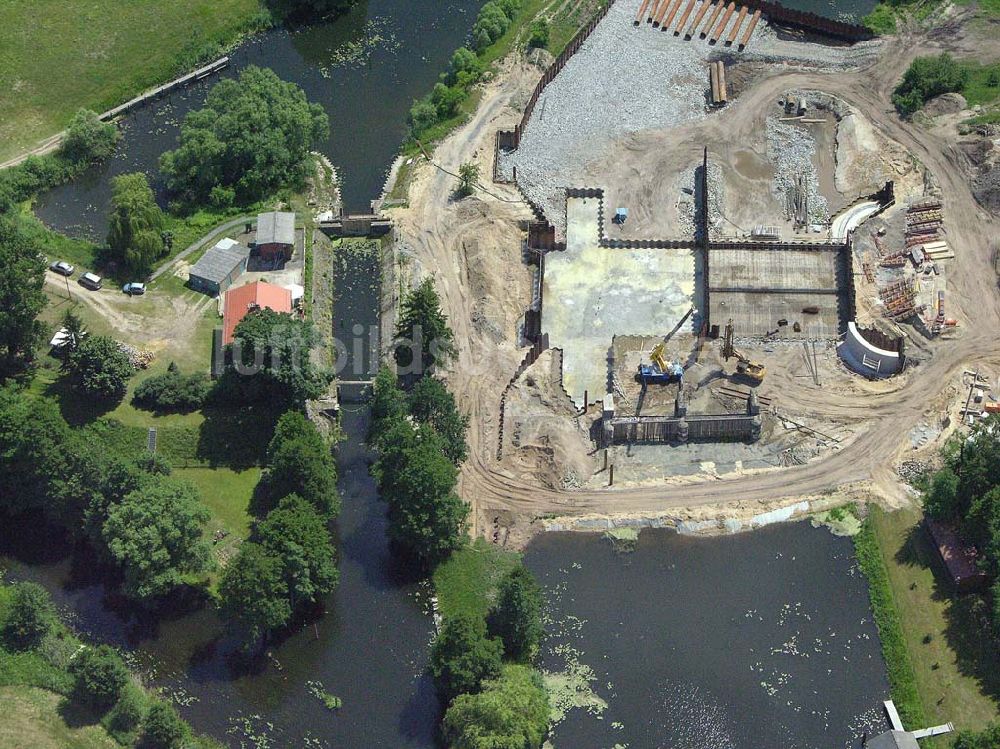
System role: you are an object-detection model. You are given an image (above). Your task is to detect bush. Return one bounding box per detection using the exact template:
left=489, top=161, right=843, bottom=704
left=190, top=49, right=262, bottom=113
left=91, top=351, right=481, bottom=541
left=133, top=365, right=210, bottom=413
left=108, top=683, right=147, bottom=734
left=141, top=700, right=190, bottom=749
left=408, top=99, right=440, bottom=135
left=862, top=4, right=897, bottom=35
left=893, top=53, right=969, bottom=116
left=527, top=19, right=550, bottom=49
left=2, top=581, right=56, bottom=650
left=443, top=665, right=549, bottom=749
left=70, top=644, right=129, bottom=712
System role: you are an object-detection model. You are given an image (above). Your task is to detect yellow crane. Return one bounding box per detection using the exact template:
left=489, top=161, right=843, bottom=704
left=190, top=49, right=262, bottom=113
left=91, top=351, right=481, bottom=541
left=721, top=319, right=766, bottom=383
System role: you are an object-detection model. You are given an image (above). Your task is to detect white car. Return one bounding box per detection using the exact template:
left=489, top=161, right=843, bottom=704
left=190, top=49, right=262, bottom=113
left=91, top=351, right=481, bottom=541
left=49, top=260, right=74, bottom=276
left=122, top=282, right=146, bottom=296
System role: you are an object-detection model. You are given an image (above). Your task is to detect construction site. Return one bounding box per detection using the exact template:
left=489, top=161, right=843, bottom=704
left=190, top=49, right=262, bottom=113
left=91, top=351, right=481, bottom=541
left=388, top=0, right=1000, bottom=543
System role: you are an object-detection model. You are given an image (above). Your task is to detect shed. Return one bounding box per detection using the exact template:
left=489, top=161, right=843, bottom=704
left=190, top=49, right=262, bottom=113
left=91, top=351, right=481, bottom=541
left=925, top=518, right=989, bottom=594
left=188, top=238, right=249, bottom=296
left=255, top=211, right=296, bottom=261
left=222, top=281, right=293, bottom=345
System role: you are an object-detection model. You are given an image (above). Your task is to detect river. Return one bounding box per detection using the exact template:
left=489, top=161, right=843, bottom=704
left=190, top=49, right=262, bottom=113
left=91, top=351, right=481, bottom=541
left=32, top=0, right=876, bottom=240
left=524, top=523, right=891, bottom=749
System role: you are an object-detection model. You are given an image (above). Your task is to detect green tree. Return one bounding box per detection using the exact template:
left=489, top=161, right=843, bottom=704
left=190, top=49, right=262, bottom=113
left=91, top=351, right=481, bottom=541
left=106, top=172, right=165, bottom=275
left=102, top=479, right=211, bottom=601
left=443, top=665, right=550, bottom=749
left=259, top=410, right=339, bottom=517
left=487, top=566, right=544, bottom=661
left=219, top=541, right=292, bottom=648
left=56, top=309, right=88, bottom=357
left=893, top=53, right=969, bottom=116
left=0, top=216, right=46, bottom=376
left=456, top=161, right=480, bottom=198
left=68, top=335, right=135, bottom=399
left=394, top=277, right=456, bottom=374
left=228, top=308, right=330, bottom=407
left=448, top=47, right=480, bottom=85
left=257, top=494, right=338, bottom=609
left=953, top=722, right=1000, bottom=749
left=2, top=581, right=56, bottom=650
left=160, top=66, right=329, bottom=206
left=408, top=99, right=439, bottom=135
left=430, top=613, right=503, bottom=703
left=70, top=644, right=129, bottom=712
left=60, top=109, right=119, bottom=164
left=378, top=426, right=468, bottom=568
left=141, top=700, right=191, bottom=749
left=408, top=375, right=468, bottom=464
left=369, top=365, right=407, bottom=444
left=923, top=466, right=960, bottom=520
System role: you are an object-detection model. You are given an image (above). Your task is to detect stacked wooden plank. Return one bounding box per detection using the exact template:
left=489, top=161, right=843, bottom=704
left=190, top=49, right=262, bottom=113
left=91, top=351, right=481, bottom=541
left=710, top=60, right=728, bottom=105
left=905, top=200, right=951, bottom=261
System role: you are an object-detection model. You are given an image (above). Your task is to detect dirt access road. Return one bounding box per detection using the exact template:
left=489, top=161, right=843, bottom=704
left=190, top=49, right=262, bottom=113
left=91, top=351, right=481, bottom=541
left=391, top=11, right=1000, bottom=534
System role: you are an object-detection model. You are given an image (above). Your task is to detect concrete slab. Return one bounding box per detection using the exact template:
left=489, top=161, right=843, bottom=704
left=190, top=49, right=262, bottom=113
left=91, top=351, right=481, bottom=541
left=543, top=197, right=696, bottom=407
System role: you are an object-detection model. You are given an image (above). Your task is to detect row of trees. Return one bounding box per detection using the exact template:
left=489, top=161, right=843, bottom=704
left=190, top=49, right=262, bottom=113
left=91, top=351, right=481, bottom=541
left=220, top=410, right=340, bottom=648
left=2, top=581, right=199, bottom=748
left=407, top=0, right=522, bottom=140
left=0, top=387, right=214, bottom=604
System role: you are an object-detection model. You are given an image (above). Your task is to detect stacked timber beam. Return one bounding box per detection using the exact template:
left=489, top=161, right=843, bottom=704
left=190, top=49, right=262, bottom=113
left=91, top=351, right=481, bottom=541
left=710, top=60, right=728, bottom=105
left=904, top=200, right=952, bottom=261
left=635, top=0, right=759, bottom=49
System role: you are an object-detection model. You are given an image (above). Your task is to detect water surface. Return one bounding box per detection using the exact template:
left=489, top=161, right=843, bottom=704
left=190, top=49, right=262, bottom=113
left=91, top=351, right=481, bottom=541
left=523, top=523, right=891, bottom=749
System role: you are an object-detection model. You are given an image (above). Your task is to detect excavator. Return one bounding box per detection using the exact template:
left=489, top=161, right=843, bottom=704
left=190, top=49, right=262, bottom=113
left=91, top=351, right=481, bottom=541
left=722, top=319, right=766, bottom=383
left=637, top=342, right=684, bottom=384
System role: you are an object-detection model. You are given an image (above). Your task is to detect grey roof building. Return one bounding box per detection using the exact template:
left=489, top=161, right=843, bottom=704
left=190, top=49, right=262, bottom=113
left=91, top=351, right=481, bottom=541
left=188, top=237, right=250, bottom=296
left=256, top=211, right=295, bottom=248
left=867, top=731, right=920, bottom=749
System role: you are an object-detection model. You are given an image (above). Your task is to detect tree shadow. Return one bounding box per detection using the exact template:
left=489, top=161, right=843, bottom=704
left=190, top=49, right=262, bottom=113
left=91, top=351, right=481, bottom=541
left=896, top=522, right=1000, bottom=706
left=42, top=370, right=121, bottom=427
left=57, top=695, right=107, bottom=730
left=195, top=403, right=280, bottom=469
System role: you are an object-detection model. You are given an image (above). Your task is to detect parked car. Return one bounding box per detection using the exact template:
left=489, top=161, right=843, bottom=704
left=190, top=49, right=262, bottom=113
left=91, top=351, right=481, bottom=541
left=122, top=282, right=146, bottom=296
left=78, top=272, right=102, bottom=290
left=49, top=260, right=74, bottom=276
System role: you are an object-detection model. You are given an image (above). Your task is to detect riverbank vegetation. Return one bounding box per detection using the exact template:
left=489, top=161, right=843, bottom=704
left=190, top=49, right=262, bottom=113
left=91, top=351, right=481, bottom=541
left=854, top=512, right=926, bottom=730
left=0, top=580, right=216, bottom=748
left=892, top=50, right=1000, bottom=121
left=405, top=0, right=609, bottom=147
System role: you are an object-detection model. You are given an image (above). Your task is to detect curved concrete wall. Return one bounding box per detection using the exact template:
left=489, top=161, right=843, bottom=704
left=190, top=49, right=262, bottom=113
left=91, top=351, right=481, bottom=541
left=838, top=321, right=902, bottom=377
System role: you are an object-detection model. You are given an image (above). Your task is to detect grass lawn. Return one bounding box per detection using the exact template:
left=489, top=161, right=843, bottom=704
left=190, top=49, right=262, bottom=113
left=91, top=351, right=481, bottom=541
left=433, top=539, right=521, bottom=622
left=0, top=0, right=267, bottom=162
left=0, top=687, right=117, bottom=749
left=176, top=466, right=259, bottom=540
left=870, top=505, right=1000, bottom=735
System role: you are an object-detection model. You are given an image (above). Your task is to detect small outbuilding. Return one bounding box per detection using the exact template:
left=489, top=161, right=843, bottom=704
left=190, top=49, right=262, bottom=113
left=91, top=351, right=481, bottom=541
left=866, top=731, right=919, bottom=749
left=255, top=211, right=296, bottom=262
left=222, top=281, right=293, bottom=345
left=925, top=517, right=989, bottom=594
left=188, top=238, right=250, bottom=296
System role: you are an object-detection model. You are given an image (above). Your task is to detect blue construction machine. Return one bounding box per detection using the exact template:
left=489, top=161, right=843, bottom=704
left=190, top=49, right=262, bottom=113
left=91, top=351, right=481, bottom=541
left=637, top=343, right=684, bottom=384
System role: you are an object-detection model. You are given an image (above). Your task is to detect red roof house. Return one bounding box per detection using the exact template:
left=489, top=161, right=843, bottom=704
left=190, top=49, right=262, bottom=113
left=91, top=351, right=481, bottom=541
left=223, top=281, right=292, bottom=345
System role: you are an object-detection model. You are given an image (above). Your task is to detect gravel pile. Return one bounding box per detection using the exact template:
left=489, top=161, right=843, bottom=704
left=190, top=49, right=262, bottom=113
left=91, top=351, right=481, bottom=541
left=675, top=160, right=724, bottom=241
left=897, top=460, right=931, bottom=484
left=766, top=116, right=829, bottom=224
